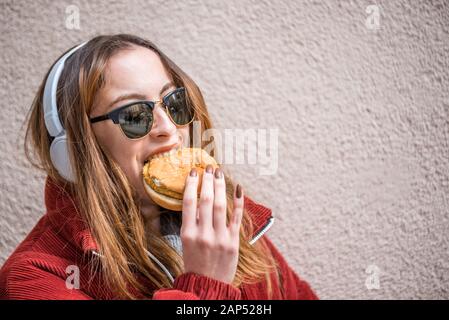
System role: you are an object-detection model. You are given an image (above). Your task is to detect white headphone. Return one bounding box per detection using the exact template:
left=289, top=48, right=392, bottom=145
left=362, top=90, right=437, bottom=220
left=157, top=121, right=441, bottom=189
left=43, top=42, right=87, bottom=182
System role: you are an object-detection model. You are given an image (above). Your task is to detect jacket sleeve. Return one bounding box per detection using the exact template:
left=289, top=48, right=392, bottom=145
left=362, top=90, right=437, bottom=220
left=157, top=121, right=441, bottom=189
left=153, top=272, right=241, bottom=300
left=263, top=236, right=319, bottom=300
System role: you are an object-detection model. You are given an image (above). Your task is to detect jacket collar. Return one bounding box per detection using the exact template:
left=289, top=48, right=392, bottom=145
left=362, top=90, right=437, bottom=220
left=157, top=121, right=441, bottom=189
left=44, top=176, right=274, bottom=254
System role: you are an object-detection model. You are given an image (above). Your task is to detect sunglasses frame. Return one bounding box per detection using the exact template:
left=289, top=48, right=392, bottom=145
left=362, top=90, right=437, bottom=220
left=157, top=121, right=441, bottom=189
left=89, top=87, right=194, bottom=140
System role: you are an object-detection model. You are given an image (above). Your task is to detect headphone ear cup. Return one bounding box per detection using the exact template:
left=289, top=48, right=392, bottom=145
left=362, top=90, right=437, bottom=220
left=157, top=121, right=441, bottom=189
left=50, top=134, right=75, bottom=182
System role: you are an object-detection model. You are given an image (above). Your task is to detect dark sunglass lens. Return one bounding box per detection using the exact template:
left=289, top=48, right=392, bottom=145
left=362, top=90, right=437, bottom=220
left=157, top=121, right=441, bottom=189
left=166, top=89, right=194, bottom=125
left=118, top=103, right=153, bottom=139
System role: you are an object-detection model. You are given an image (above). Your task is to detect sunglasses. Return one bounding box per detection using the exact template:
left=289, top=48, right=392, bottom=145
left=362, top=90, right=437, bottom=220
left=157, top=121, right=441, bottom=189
left=89, top=87, right=194, bottom=139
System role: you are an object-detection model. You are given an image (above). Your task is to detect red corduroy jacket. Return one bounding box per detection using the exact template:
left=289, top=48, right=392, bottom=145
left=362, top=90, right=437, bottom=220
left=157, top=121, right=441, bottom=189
left=0, top=177, right=318, bottom=300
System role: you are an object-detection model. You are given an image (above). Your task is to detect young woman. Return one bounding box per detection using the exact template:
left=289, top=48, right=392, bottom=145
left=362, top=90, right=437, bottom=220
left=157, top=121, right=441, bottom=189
left=0, top=34, right=317, bottom=300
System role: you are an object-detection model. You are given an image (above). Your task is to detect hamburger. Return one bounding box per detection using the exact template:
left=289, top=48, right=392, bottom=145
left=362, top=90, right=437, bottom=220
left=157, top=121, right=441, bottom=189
left=142, top=147, right=219, bottom=211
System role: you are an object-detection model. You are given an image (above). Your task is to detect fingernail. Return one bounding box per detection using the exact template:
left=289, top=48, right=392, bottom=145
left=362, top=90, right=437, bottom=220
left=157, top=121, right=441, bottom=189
left=190, top=168, right=197, bottom=177
left=214, top=168, right=222, bottom=179
left=236, top=184, right=242, bottom=199
left=206, top=164, right=213, bottom=174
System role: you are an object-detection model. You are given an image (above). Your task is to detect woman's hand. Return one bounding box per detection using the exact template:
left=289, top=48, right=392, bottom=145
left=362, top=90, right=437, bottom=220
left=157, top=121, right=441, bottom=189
left=181, top=165, right=244, bottom=284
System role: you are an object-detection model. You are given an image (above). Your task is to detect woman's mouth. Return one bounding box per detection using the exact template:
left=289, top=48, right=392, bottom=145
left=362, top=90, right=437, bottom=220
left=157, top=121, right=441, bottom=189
left=143, top=144, right=181, bottom=165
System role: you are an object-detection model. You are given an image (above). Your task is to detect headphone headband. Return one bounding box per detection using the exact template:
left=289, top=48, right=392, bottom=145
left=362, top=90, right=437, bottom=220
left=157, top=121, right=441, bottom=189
left=43, top=42, right=87, bottom=137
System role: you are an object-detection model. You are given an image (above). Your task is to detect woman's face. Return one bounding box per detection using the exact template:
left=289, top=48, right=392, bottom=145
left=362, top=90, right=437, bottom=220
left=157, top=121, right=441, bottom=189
left=90, top=45, right=189, bottom=217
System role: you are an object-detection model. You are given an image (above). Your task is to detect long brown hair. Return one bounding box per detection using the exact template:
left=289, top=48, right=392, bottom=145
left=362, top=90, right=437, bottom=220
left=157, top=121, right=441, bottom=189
left=24, top=34, right=280, bottom=299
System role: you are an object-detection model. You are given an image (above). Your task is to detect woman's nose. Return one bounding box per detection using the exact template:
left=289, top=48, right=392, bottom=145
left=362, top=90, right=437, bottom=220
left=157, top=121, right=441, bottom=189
left=149, top=103, right=177, bottom=138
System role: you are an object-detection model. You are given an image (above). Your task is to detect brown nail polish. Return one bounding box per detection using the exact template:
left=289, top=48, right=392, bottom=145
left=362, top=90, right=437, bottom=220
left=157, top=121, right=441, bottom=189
left=214, top=168, right=222, bottom=179
left=206, top=164, right=213, bottom=174
left=236, top=184, right=242, bottom=198
left=190, top=168, right=197, bottom=177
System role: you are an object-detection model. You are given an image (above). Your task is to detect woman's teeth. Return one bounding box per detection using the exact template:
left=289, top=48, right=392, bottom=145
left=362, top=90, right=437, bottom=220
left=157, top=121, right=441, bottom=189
left=150, top=147, right=181, bottom=160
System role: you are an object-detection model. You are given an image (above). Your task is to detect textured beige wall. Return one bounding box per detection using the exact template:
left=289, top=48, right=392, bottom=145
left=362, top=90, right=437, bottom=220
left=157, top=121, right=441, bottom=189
left=1, top=0, right=449, bottom=299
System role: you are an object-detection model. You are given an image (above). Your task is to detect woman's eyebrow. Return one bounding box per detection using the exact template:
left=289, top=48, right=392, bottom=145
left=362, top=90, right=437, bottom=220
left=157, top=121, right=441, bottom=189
left=107, top=93, right=147, bottom=109
left=107, top=82, right=175, bottom=110
left=159, top=82, right=175, bottom=96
